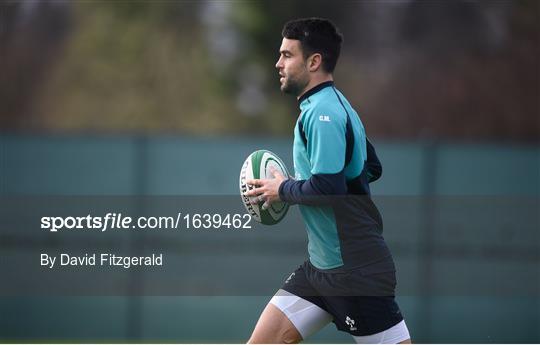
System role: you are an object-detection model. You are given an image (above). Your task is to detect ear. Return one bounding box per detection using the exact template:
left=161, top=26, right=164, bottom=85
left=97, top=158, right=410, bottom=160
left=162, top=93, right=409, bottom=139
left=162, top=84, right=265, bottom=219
left=307, top=53, right=323, bottom=72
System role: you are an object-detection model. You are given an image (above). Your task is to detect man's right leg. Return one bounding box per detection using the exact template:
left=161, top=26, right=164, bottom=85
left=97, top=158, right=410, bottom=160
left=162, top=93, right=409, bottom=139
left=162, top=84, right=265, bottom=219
left=248, top=302, right=301, bottom=344
left=248, top=289, right=332, bottom=344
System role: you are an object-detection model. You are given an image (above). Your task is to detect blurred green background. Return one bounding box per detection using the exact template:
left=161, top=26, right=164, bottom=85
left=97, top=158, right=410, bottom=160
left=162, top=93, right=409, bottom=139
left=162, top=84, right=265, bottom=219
left=0, top=0, right=539, bottom=343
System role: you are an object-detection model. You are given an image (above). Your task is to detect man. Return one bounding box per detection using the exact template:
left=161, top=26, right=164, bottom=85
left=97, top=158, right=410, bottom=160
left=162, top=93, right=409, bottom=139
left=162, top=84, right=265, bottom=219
left=245, top=18, right=411, bottom=344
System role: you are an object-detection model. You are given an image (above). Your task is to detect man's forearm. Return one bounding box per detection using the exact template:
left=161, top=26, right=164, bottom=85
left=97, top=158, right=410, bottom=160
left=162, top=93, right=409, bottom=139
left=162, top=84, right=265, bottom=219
left=278, top=171, right=347, bottom=205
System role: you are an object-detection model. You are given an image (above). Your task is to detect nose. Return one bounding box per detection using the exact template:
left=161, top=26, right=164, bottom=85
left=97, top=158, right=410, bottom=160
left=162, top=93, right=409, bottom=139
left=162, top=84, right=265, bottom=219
left=275, top=56, right=283, bottom=70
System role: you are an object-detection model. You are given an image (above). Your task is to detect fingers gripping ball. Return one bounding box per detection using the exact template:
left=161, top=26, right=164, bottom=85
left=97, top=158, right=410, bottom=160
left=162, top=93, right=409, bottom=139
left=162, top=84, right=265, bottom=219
left=239, top=150, right=290, bottom=225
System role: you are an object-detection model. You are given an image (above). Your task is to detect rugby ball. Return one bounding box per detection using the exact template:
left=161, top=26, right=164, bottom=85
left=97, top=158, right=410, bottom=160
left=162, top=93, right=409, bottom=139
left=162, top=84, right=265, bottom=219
left=239, top=150, right=290, bottom=225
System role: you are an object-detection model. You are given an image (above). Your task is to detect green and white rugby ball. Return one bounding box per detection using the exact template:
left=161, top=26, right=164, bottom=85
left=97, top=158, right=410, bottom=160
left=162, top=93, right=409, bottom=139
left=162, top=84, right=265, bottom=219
left=239, top=150, right=290, bottom=225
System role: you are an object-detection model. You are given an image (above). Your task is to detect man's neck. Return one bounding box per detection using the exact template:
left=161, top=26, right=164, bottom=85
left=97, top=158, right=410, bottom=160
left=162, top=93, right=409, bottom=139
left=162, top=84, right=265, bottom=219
left=297, top=75, right=334, bottom=101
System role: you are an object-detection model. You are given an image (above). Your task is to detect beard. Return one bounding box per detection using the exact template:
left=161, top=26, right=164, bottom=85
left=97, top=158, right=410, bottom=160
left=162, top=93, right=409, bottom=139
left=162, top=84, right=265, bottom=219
left=280, top=73, right=309, bottom=97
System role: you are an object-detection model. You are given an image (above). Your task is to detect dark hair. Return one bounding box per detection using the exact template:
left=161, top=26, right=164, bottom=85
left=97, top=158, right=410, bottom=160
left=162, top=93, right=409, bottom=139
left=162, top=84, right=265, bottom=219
left=282, top=17, right=343, bottom=73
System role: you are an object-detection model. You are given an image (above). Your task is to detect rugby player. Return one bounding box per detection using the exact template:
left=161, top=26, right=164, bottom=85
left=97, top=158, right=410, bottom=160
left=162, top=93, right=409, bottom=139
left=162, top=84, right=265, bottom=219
left=245, top=18, right=411, bottom=344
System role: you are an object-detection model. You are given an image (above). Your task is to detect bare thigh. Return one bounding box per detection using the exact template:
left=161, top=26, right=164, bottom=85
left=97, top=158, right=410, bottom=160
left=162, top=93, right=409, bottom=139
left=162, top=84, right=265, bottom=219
left=248, top=303, right=302, bottom=344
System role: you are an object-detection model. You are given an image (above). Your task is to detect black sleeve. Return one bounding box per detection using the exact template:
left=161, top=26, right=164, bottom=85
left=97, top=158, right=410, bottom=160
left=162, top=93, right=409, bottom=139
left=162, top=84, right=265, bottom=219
left=366, top=138, right=382, bottom=183
left=278, top=171, right=347, bottom=206
left=279, top=139, right=382, bottom=205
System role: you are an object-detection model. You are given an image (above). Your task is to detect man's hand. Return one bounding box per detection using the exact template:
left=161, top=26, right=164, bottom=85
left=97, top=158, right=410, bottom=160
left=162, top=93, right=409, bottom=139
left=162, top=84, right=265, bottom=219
left=245, top=167, right=287, bottom=210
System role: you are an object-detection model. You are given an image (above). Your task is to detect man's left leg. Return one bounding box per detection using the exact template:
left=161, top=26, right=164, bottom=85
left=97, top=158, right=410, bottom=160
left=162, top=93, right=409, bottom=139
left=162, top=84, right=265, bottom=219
left=351, top=319, right=411, bottom=344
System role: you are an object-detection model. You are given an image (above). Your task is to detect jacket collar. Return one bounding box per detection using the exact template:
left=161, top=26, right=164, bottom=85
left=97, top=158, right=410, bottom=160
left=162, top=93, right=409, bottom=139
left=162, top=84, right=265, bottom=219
left=298, top=81, right=334, bottom=105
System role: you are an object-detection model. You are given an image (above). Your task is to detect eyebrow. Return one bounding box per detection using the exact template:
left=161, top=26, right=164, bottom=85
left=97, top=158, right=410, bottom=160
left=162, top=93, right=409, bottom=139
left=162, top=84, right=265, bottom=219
left=279, top=49, right=293, bottom=55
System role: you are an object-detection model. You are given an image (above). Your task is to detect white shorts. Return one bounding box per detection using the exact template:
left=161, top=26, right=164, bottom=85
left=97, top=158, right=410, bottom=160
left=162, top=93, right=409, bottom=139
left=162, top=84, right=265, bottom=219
left=270, top=289, right=410, bottom=344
